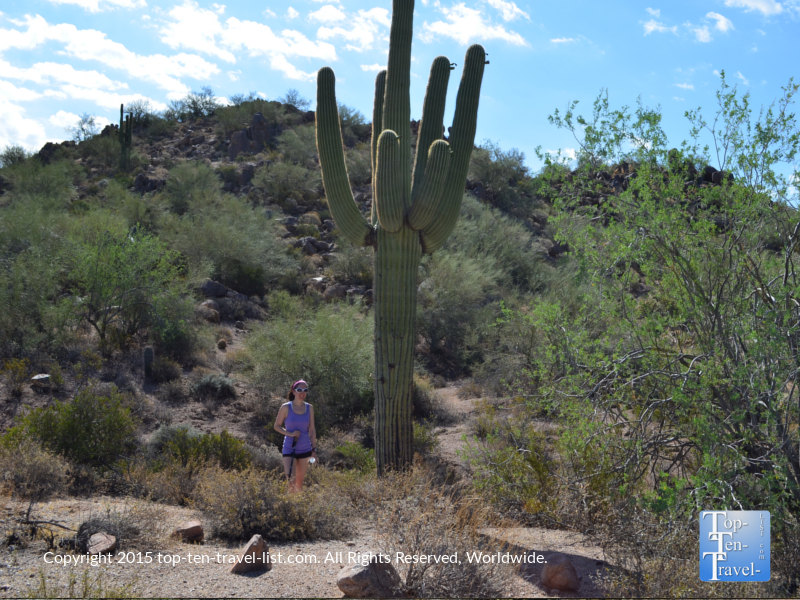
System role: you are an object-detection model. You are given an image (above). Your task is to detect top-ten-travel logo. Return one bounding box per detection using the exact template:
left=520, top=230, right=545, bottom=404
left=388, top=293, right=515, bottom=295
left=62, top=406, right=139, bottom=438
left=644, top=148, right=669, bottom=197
left=699, top=510, right=770, bottom=582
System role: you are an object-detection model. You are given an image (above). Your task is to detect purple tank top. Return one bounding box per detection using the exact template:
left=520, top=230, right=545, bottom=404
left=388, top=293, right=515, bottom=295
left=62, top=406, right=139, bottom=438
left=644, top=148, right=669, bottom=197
left=282, top=402, right=312, bottom=454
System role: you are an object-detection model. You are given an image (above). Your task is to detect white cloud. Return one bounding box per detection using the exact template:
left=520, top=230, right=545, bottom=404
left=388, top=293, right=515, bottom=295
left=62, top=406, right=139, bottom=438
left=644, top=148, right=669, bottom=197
left=317, top=7, right=391, bottom=52
left=309, top=5, right=346, bottom=22
left=736, top=71, right=749, bottom=85
left=752, top=45, right=758, bottom=51
left=676, top=82, right=694, bottom=90
left=263, top=8, right=276, bottom=18
left=285, top=7, right=299, bottom=19
left=713, top=69, right=721, bottom=76
left=59, top=85, right=167, bottom=110
left=1, top=15, right=219, bottom=97
left=421, top=3, right=528, bottom=46
left=550, top=37, right=575, bottom=43
left=0, top=79, right=43, bottom=102
left=0, top=59, right=129, bottom=91
left=0, top=99, right=50, bottom=150
left=724, top=0, right=783, bottom=15
left=756, top=28, right=766, bottom=34
left=360, top=63, right=386, bottom=71
left=673, top=96, right=685, bottom=101
left=706, top=11, right=734, bottom=32
left=646, top=7, right=661, bottom=16
left=643, top=19, right=677, bottom=34
left=211, top=3, right=224, bottom=14
left=227, top=69, right=241, bottom=80
left=486, top=0, right=530, bottom=21
left=160, top=1, right=236, bottom=62
left=223, top=18, right=337, bottom=60
left=48, top=109, right=80, bottom=129
left=45, top=0, right=146, bottom=12
left=693, top=25, right=712, bottom=42
left=546, top=147, right=576, bottom=161
left=268, top=53, right=316, bottom=81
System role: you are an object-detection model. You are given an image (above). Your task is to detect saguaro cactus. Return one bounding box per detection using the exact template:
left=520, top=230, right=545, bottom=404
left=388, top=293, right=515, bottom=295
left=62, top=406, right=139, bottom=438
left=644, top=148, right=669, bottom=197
left=316, top=0, right=486, bottom=474
left=119, top=103, right=133, bottom=171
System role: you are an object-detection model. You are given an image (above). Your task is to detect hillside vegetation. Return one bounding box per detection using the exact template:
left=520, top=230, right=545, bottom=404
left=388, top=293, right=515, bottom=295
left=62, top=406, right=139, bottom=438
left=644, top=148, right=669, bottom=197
left=1, top=74, right=799, bottom=597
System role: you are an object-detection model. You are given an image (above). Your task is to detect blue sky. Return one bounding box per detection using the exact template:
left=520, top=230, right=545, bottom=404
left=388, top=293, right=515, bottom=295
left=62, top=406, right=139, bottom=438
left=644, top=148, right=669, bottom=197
left=1, top=0, right=798, bottom=174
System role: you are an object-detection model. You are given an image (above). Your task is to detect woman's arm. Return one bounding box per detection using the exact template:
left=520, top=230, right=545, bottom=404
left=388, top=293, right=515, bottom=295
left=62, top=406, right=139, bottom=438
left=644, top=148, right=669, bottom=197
left=309, top=405, right=317, bottom=452
left=274, top=404, right=297, bottom=436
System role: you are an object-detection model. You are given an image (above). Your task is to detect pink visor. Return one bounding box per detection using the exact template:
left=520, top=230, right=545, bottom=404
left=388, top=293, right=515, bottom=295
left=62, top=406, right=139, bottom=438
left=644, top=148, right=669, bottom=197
left=292, top=379, right=308, bottom=391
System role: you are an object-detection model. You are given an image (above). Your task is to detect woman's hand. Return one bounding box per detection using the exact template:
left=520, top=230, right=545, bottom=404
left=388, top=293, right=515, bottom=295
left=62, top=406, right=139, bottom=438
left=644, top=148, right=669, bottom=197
left=291, top=430, right=301, bottom=438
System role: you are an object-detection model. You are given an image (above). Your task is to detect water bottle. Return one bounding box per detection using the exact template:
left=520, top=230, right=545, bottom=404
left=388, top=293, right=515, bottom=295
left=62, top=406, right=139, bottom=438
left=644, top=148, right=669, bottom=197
left=309, top=457, right=316, bottom=465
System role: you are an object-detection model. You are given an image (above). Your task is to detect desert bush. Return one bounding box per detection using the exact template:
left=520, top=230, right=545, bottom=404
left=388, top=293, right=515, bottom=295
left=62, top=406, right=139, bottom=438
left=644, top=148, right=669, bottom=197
left=77, top=135, right=120, bottom=170
left=150, top=356, right=181, bottom=383
left=7, top=384, right=139, bottom=470
left=252, top=161, right=320, bottom=204
left=194, top=466, right=351, bottom=540
left=190, top=373, right=236, bottom=401
left=158, top=427, right=249, bottom=470
left=246, top=302, right=374, bottom=432
left=345, top=143, right=371, bottom=186
left=412, top=420, right=439, bottom=455
left=279, top=88, right=312, bottom=111
left=0, top=438, right=68, bottom=499
left=326, top=236, right=373, bottom=286
left=333, top=441, right=376, bottom=472
left=160, top=193, right=296, bottom=295
left=374, top=468, right=512, bottom=598
left=27, top=567, right=134, bottom=599
left=163, top=86, right=221, bottom=121
left=2, top=357, right=30, bottom=395
left=338, top=103, right=369, bottom=147
left=145, top=115, right=176, bottom=139
left=162, top=161, right=221, bottom=215
left=468, top=140, right=530, bottom=213
left=416, top=249, right=499, bottom=369
left=2, top=156, right=80, bottom=211
left=277, top=124, right=318, bottom=169
left=0, top=144, right=30, bottom=167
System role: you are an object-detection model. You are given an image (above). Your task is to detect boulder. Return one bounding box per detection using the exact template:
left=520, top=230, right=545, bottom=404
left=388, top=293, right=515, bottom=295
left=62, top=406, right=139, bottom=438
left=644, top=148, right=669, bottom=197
left=305, top=276, right=327, bottom=292
left=541, top=553, right=580, bottom=592
left=217, top=339, right=227, bottom=350
left=311, top=239, right=330, bottom=252
left=230, top=534, right=271, bottom=574
left=87, top=533, right=116, bottom=555
left=201, top=279, right=227, bottom=298
left=200, top=299, right=220, bottom=312
left=238, top=163, right=256, bottom=186
left=171, top=520, right=204, bottom=543
left=196, top=305, right=220, bottom=324
left=299, top=213, right=322, bottom=227
left=191, top=134, right=206, bottom=145
left=228, top=130, right=250, bottom=161
left=323, top=283, right=347, bottom=302
left=337, top=559, right=401, bottom=598
left=702, top=165, right=718, bottom=182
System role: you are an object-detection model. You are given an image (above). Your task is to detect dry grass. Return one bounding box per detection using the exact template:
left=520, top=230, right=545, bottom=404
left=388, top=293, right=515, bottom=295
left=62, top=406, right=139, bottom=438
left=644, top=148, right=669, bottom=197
left=192, top=466, right=352, bottom=541
left=26, top=567, right=136, bottom=599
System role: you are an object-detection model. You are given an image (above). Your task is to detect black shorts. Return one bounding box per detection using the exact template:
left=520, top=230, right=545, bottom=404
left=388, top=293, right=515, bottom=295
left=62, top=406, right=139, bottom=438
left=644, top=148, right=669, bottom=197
left=283, top=450, right=313, bottom=459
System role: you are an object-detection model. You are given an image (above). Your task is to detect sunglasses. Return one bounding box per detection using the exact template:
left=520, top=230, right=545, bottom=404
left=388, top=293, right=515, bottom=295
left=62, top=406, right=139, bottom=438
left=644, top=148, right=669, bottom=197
left=294, top=387, right=309, bottom=393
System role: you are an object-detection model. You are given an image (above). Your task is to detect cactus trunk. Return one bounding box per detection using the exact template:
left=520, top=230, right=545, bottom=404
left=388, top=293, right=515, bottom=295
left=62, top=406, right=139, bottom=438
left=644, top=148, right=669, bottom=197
left=315, top=0, right=485, bottom=474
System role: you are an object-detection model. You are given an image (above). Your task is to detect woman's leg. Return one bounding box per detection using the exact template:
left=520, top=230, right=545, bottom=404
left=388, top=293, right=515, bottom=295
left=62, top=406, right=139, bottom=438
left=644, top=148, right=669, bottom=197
left=283, top=456, right=296, bottom=491
left=293, top=458, right=310, bottom=491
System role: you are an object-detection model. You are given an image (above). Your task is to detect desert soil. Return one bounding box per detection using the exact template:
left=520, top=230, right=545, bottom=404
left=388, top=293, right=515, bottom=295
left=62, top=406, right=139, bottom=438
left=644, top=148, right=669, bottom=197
left=0, top=385, right=611, bottom=598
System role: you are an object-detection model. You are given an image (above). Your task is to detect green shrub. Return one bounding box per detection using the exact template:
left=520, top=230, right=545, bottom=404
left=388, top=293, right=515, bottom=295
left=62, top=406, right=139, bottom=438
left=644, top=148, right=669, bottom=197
left=145, top=116, right=176, bottom=139
left=162, top=161, right=222, bottom=215
left=2, top=157, right=80, bottom=211
left=412, top=421, right=439, bottom=455
left=246, top=302, right=374, bottom=433
left=277, top=124, right=318, bottom=169
left=327, top=236, right=373, bottom=286
left=2, top=357, right=30, bottom=396
left=334, top=441, right=376, bottom=472
left=190, top=373, right=236, bottom=400
left=8, top=384, right=139, bottom=469
left=0, top=439, right=69, bottom=499
left=150, top=356, right=182, bottom=383
left=0, top=144, right=30, bottom=168
left=345, top=144, right=371, bottom=186
left=194, top=467, right=350, bottom=541
left=252, top=161, right=320, bottom=204
left=78, top=135, right=120, bottom=170
left=155, top=426, right=250, bottom=470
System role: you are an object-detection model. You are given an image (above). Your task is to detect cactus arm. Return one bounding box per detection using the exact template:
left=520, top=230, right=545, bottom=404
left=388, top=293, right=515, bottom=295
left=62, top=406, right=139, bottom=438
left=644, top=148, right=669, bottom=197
left=371, top=70, right=387, bottom=226
left=410, top=56, right=451, bottom=203
left=407, top=140, right=451, bottom=231
left=420, top=44, right=485, bottom=253
left=382, top=0, right=414, bottom=210
left=316, top=67, right=372, bottom=247
left=375, top=130, right=405, bottom=233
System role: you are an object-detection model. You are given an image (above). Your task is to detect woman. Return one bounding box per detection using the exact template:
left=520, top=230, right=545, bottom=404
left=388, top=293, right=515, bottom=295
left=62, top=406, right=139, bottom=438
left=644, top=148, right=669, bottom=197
left=273, top=379, right=317, bottom=492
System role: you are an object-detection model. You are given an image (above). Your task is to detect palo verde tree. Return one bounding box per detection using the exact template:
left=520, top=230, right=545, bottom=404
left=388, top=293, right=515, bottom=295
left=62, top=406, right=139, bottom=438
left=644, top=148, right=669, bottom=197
left=315, top=0, right=487, bottom=473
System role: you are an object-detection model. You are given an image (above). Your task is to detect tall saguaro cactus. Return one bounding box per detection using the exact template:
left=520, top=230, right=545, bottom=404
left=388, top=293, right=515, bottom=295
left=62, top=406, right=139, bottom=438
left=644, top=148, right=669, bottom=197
left=119, top=103, right=133, bottom=171
left=316, top=0, right=486, bottom=474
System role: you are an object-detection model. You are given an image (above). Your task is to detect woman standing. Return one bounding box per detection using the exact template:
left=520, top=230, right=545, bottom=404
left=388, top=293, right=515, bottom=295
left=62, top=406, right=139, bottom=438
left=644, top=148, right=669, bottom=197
left=273, top=379, right=317, bottom=492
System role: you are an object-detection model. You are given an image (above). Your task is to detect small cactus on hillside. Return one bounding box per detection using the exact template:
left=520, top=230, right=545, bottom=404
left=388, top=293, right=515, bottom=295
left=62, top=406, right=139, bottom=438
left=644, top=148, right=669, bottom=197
left=119, top=103, right=133, bottom=171
left=315, top=0, right=486, bottom=473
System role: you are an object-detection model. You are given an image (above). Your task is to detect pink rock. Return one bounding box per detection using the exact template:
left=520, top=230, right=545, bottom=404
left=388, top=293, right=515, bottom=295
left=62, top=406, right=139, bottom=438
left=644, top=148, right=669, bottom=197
left=171, top=520, right=204, bottom=543
left=541, top=553, right=580, bottom=592
left=230, top=534, right=271, bottom=574
left=87, top=533, right=116, bottom=555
